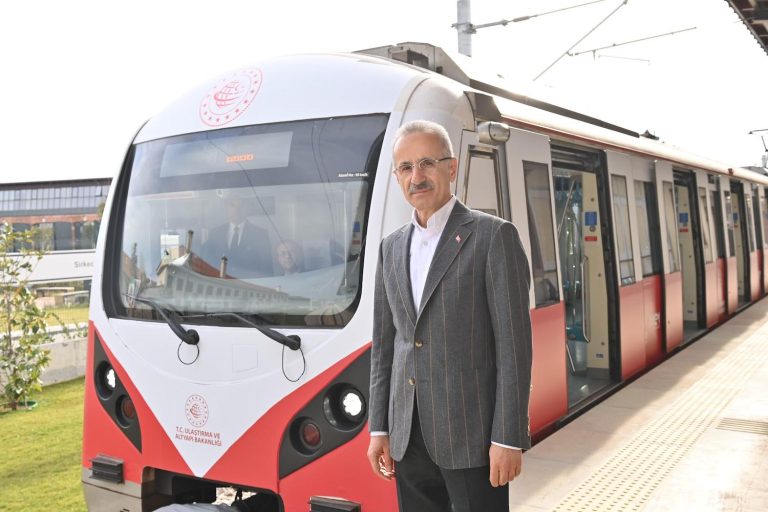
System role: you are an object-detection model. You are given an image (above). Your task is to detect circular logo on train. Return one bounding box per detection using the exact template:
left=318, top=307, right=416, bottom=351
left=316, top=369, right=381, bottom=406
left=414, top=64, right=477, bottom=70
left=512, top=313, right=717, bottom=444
left=185, top=394, right=209, bottom=427
left=199, top=68, right=262, bottom=127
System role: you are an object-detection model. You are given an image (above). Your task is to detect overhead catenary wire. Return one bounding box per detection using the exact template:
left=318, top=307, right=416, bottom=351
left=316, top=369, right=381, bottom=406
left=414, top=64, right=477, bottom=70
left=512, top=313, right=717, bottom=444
left=570, top=26, right=698, bottom=57
left=534, top=0, right=630, bottom=81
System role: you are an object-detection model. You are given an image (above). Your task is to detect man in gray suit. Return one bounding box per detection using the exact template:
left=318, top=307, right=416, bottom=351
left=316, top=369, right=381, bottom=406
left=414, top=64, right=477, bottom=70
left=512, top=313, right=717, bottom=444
left=367, top=120, right=532, bottom=511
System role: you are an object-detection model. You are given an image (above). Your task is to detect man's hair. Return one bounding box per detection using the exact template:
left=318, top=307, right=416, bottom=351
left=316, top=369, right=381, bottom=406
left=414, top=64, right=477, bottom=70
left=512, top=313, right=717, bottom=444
left=392, top=120, right=454, bottom=159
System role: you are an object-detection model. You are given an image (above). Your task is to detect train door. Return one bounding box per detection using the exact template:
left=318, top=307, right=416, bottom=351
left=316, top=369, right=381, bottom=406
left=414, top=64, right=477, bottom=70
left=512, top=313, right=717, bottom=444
left=750, top=184, right=764, bottom=299
left=730, top=181, right=752, bottom=307
left=673, top=169, right=706, bottom=342
left=501, top=125, right=568, bottom=434
left=654, top=161, right=683, bottom=351
left=606, top=151, right=663, bottom=378
left=551, top=145, right=617, bottom=408
left=722, top=181, right=739, bottom=313
left=760, top=186, right=768, bottom=293
left=705, top=174, right=727, bottom=326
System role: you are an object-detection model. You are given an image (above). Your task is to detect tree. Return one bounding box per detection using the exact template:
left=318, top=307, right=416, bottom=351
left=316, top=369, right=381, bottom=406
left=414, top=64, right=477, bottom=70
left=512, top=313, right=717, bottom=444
left=0, top=223, right=51, bottom=410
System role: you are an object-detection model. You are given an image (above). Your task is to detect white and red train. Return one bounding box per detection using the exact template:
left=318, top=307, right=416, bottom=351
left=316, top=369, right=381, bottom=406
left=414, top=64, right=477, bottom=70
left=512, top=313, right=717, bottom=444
left=82, top=42, right=768, bottom=511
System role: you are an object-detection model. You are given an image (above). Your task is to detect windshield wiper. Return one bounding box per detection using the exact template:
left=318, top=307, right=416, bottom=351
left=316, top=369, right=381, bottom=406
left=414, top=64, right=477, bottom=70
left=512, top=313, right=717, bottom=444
left=205, top=312, right=301, bottom=351
left=126, top=294, right=200, bottom=345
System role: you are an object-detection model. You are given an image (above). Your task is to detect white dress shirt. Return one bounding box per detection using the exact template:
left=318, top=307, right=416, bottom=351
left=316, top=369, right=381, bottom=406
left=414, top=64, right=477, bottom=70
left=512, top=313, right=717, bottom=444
left=372, top=196, right=519, bottom=451
left=228, top=221, right=245, bottom=248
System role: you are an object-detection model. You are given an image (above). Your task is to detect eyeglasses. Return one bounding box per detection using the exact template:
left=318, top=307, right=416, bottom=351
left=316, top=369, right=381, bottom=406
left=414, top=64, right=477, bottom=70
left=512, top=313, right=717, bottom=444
left=394, top=156, right=452, bottom=176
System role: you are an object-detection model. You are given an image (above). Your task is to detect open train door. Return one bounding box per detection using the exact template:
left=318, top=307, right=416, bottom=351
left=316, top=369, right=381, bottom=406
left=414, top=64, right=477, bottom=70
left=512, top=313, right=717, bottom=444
left=550, top=144, right=618, bottom=409
left=673, top=168, right=707, bottom=342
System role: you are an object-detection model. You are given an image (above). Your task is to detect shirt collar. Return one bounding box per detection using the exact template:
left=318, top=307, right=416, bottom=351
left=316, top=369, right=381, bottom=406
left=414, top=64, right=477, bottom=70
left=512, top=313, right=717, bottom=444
left=411, top=195, right=457, bottom=233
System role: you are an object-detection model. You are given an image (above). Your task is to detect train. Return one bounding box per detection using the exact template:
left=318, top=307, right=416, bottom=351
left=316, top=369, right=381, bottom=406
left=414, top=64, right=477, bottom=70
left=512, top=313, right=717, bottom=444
left=82, top=42, right=768, bottom=511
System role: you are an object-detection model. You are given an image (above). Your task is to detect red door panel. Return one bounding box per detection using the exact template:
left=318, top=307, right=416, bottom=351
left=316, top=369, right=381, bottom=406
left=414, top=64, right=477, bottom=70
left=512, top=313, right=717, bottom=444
left=726, top=256, right=738, bottom=314
left=529, top=302, right=567, bottom=435
left=619, top=282, right=645, bottom=380
left=664, top=272, right=683, bottom=351
left=642, top=275, right=664, bottom=367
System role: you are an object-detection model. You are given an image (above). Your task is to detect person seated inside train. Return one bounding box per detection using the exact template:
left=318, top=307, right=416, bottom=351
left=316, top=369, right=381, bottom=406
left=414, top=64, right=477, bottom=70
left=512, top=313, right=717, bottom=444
left=276, top=239, right=304, bottom=275
left=202, top=198, right=273, bottom=278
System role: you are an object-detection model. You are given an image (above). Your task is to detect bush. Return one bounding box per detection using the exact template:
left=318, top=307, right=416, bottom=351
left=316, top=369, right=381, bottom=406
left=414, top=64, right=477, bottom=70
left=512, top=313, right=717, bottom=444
left=0, top=224, right=52, bottom=410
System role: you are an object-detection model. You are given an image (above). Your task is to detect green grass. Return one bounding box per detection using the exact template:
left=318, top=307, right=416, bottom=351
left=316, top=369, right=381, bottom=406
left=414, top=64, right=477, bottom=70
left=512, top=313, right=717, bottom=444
left=0, top=378, right=86, bottom=512
left=45, top=306, right=89, bottom=328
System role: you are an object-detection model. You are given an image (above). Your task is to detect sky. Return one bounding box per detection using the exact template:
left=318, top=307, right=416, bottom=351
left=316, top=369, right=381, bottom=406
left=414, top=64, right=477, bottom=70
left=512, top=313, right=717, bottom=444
left=2, top=0, right=767, bottom=184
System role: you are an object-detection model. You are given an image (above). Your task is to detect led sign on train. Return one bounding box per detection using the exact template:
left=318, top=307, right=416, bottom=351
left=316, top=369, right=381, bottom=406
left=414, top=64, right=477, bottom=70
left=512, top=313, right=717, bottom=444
left=225, top=153, right=255, bottom=163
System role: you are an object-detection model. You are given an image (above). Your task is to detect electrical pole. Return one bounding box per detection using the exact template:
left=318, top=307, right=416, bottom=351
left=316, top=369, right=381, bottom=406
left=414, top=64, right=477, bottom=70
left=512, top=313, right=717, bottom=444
left=457, top=0, right=473, bottom=57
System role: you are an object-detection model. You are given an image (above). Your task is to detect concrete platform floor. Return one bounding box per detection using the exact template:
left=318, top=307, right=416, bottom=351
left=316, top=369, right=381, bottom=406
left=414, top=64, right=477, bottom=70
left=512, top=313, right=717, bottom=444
left=510, top=299, right=768, bottom=511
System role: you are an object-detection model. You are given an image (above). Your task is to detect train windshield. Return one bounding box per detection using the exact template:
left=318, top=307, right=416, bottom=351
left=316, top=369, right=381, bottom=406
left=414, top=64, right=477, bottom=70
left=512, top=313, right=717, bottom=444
left=116, top=115, right=387, bottom=327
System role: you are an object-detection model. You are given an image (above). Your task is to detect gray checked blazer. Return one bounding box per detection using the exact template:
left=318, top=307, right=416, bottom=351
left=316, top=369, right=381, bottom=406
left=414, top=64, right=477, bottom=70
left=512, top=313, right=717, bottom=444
left=369, top=200, right=533, bottom=470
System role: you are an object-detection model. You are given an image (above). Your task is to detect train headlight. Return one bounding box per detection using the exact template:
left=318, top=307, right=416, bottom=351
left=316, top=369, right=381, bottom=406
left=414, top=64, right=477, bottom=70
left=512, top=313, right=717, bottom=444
left=323, top=384, right=367, bottom=430
left=95, top=362, right=117, bottom=400
left=340, top=388, right=365, bottom=422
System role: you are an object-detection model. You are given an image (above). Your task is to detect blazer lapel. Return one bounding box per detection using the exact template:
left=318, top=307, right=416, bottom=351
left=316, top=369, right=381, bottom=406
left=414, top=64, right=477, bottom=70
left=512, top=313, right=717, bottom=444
left=394, top=225, right=417, bottom=325
left=417, top=202, right=474, bottom=317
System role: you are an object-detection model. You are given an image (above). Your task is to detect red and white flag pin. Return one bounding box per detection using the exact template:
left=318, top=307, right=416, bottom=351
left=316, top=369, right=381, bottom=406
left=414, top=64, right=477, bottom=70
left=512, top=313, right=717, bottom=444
left=455, top=234, right=462, bottom=243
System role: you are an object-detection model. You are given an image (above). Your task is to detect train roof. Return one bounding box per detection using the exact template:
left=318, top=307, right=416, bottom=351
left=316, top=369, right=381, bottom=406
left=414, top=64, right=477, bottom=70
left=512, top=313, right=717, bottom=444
left=136, top=42, right=768, bottom=186
left=358, top=42, right=768, bottom=186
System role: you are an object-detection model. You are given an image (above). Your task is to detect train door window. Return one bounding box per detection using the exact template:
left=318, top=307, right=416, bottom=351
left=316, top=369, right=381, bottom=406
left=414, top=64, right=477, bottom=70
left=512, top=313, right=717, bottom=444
left=745, top=194, right=756, bottom=252
left=761, top=188, right=768, bottom=249
left=698, top=187, right=714, bottom=264
left=752, top=185, right=765, bottom=249
left=663, top=182, right=681, bottom=272
left=634, top=181, right=662, bottom=276
left=710, top=190, right=725, bottom=259
left=523, top=161, right=560, bottom=306
left=611, top=175, right=635, bottom=284
left=724, top=190, right=736, bottom=257
left=464, top=149, right=503, bottom=218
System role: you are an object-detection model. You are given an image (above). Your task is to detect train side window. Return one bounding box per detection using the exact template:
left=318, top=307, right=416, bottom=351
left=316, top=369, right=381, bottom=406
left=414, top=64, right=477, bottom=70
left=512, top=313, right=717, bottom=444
left=634, top=180, right=662, bottom=276
left=724, top=190, right=736, bottom=257
left=663, top=181, right=681, bottom=272
left=611, top=175, right=635, bottom=285
left=698, top=187, right=714, bottom=263
left=464, top=150, right=501, bottom=218
left=710, top=189, right=726, bottom=259
left=522, top=161, right=560, bottom=306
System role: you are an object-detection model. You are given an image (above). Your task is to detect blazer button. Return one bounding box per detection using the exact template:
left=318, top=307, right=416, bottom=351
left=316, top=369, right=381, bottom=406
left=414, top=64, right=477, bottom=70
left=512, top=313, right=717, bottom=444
left=408, top=378, right=415, bottom=386
left=415, top=340, right=423, bottom=348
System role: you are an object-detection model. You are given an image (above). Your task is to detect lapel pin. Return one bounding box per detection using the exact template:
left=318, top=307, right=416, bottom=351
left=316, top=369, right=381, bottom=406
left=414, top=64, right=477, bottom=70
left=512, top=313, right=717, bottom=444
left=455, top=234, right=462, bottom=243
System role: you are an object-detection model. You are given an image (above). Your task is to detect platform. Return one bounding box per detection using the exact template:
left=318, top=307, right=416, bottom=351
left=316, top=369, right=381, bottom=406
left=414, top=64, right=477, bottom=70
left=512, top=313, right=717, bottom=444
left=510, top=299, right=768, bottom=511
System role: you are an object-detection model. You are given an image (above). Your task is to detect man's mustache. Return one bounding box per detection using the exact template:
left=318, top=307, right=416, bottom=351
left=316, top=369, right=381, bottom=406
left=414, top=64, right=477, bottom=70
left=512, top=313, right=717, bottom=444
left=408, top=180, right=434, bottom=194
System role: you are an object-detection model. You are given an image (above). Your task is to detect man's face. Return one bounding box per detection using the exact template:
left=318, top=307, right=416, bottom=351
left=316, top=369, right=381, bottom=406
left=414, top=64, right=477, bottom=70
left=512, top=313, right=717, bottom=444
left=393, top=131, right=456, bottom=220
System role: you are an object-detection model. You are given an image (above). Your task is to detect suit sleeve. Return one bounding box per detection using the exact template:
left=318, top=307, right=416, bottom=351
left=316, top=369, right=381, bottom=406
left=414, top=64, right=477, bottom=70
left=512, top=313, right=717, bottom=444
left=485, top=221, right=533, bottom=449
left=369, top=241, right=396, bottom=434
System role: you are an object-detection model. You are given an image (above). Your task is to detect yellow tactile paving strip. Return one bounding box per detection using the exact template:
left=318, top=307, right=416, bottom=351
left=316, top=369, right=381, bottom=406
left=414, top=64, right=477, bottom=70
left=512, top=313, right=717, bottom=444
left=552, top=320, right=768, bottom=511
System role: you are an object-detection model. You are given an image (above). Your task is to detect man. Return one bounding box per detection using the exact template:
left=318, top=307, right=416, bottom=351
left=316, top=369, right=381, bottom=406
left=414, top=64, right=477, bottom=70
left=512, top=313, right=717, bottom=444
left=367, top=120, right=532, bottom=511
left=202, top=198, right=273, bottom=278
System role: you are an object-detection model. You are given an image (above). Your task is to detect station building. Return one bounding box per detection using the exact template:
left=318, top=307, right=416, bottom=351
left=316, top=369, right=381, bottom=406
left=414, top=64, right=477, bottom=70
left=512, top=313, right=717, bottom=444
left=0, top=178, right=111, bottom=320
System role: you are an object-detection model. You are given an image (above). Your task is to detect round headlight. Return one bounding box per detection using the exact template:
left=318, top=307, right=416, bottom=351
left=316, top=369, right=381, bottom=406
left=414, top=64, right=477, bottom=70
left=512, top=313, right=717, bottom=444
left=95, top=362, right=117, bottom=400
left=340, top=389, right=365, bottom=421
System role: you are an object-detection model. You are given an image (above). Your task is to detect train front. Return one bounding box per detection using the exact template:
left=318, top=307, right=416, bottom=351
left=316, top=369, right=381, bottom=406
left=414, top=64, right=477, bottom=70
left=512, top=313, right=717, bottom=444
left=82, top=53, right=422, bottom=511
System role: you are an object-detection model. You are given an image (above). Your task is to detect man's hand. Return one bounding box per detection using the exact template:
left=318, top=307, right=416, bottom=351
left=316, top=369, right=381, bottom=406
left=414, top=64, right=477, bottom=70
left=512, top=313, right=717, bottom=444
left=489, top=444, right=522, bottom=487
left=367, top=435, right=395, bottom=480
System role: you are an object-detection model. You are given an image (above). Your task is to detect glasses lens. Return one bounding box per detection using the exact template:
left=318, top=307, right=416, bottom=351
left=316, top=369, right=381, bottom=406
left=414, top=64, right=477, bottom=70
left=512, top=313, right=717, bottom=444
left=396, top=163, right=413, bottom=174
left=418, top=158, right=437, bottom=171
